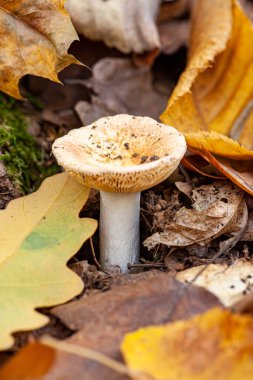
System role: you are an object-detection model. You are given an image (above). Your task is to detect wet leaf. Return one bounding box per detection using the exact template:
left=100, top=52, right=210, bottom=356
left=161, top=0, right=253, bottom=151
left=122, top=308, right=253, bottom=380
left=0, top=172, right=97, bottom=350
left=0, top=0, right=79, bottom=99
left=144, top=182, right=243, bottom=250
left=176, top=260, right=253, bottom=307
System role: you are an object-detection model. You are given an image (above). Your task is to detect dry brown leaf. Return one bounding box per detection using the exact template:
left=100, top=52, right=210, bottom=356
left=158, top=20, right=189, bottom=54
left=75, top=58, right=167, bottom=124
left=176, top=260, right=253, bottom=306
left=161, top=0, right=253, bottom=151
left=122, top=308, right=253, bottom=380
left=66, top=0, right=161, bottom=54
left=0, top=272, right=220, bottom=380
left=0, top=0, right=79, bottom=99
left=144, top=182, right=243, bottom=250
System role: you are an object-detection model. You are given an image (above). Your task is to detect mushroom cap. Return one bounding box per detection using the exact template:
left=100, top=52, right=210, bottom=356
left=52, top=114, right=186, bottom=193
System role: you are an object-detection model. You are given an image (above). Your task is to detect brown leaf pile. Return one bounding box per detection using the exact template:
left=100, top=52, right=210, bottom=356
left=144, top=182, right=246, bottom=251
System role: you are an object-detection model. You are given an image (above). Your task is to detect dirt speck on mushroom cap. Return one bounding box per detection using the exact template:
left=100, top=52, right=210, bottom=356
left=52, top=114, right=187, bottom=193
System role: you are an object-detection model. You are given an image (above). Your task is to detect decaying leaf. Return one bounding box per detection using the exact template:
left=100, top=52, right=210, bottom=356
left=0, top=0, right=79, bottom=99
left=0, top=172, right=97, bottom=350
left=144, top=182, right=244, bottom=250
left=121, top=308, right=253, bottom=380
left=176, top=260, right=253, bottom=307
left=66, top=0, right=161, bottom=54
left=161, top=0, right=253, bottom=151
left=75, top=58, right=167, bottom=124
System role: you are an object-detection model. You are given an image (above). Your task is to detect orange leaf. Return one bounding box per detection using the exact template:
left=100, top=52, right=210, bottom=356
left=0, top=0, right=79, bottom=99
left=188, top=146, right=253, bottom=195
left=160, top=0, right=253, bottom=151
left=122, top=308, right=253, bottom=380
left=0, top=342, right=55, bottom=380
left=185, top=131, right=253, bottom=160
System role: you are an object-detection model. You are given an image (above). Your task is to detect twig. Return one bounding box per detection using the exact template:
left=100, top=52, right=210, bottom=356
left=179, top=164, right=193, bottom=186
left=89, top=237, right=103, bottom=271
left=40, top=336, right=152, bottom=380
left=128, top=263, right=165, bottom=269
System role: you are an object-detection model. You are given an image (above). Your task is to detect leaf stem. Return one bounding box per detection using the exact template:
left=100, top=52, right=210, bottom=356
left=40, top=336, right=152, bottom=380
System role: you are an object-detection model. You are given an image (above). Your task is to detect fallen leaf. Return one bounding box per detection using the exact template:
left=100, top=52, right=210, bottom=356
left=187, top=146, right=253, bottom=195
left=160, top=0, right=253, bottom=152
left=121, top=308, right=253, bottom=380
left=177, top=260, right=253, bottom=307
left=0, top=342, right=55, bottom=380
left=0, top=172, right=97, bottom=350
left=181, top=155, right=225, bottom=179
left=66, top=0, right=161, bottom=54
left=35, top=272, right=219, bottom=380
left=144, top=182, right=243, bottom=250
left=158, top=20, right=189, bottom=54
left=75, top=58, right=167, bottom=124
left=186, top=131, right=253, bottom=160
left=0, top=0, right=79, bottom=99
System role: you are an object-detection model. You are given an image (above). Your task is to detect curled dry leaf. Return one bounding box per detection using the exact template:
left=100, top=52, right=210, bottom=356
left=176, top=260, right=253, bottom=307
left=75, top=58, right=167, bottom=124
left=186, top=146, right=253, bottom=196
left=0, top=173, right=97, bottom=350
left=0, top=0, right=79, bottom=99
left=66, top=0, right=162, bottom=54
left=161, top=0, right=253, bottom=152
left=121, top=308, right=253, bottom=380
left=144, top=182, right=243, bottom=250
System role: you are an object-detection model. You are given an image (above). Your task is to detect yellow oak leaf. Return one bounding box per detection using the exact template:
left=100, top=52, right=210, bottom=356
left=0, top=0, right=79, bottom=99
left=185, top=131, right=253, bottom=160
left=160, top=0, right=253, bottom=151
left=0, top=172, right=97, bottom=350
left=122, top=308, right=253, bottom=380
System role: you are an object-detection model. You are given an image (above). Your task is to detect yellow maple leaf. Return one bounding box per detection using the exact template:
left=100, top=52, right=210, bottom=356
left=0, top=172, right=97, bottom=350
left=122, top=308, right=253, bottom=380
left=0, top=0, right=79, bottom=99
left=160, top=0, right=253, bottom=151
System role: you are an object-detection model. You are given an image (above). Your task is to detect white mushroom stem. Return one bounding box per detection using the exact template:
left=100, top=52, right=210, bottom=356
left=99, top=191, right=140, bottom=273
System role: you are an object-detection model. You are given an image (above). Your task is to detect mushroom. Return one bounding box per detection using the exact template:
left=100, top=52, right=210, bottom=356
left=52, top=114, right=186, bottom=273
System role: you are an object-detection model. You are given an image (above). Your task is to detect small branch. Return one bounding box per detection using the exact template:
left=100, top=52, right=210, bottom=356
left=128, top=263, right=165, bottom=269
left=89, top=237, right=103, bottom=271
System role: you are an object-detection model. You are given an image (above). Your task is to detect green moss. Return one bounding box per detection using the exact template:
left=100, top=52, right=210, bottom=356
left=0, top=94, right=58, bottom=194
